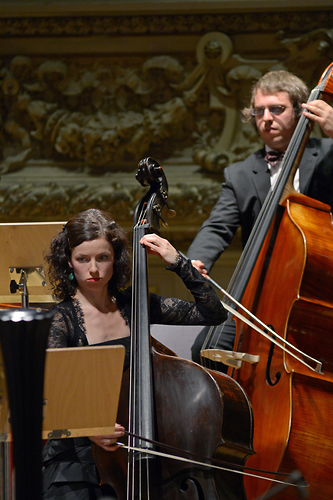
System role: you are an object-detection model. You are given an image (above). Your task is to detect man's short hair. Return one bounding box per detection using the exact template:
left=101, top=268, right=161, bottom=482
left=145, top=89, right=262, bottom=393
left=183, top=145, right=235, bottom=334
left=242, top=70, right=309, bottom=124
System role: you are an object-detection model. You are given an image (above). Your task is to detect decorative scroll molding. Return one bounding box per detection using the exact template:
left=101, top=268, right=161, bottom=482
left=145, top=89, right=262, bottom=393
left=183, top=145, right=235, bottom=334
left=0, top=167, right=222, bottom=227
left=1, top=20, right=333, bottom=225
left=2, top=29, right=333, bottom=178
left=1, top=11, right=333, bottom=37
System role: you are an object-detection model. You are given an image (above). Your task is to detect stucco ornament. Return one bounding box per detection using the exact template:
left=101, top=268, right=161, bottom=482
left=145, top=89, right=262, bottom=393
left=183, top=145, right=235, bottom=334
left=1, top=29, right=333, bottom=177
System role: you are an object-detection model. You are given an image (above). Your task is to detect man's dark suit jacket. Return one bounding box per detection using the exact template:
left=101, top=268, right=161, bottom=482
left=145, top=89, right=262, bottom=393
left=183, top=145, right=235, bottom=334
left=187, top=137, right=333, bottom=272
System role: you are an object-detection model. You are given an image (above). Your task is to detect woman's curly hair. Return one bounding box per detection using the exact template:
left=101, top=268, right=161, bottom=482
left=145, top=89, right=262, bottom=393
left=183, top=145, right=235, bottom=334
left=45, top=209, right=131, bottom=300
left=242, top=70, right=309, bottom=125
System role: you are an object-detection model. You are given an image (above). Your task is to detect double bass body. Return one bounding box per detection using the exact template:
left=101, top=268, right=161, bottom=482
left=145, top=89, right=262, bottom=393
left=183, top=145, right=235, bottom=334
left=232, top=192, right=333, bottom=499
left=95, top=349, right=254, bottom=500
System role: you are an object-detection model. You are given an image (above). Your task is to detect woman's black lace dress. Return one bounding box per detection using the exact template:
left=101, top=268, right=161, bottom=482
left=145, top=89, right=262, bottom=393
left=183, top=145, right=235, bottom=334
left=42, top=256, right=227, bottom=499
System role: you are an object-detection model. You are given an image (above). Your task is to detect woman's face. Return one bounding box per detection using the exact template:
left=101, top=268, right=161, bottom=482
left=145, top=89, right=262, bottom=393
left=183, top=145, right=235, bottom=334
left=69, top=237, right=115, bottom=293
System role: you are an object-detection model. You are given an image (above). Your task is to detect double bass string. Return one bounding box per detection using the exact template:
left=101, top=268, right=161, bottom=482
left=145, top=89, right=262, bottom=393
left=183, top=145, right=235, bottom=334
left=179, top=251, right=322, bottom=372
left=207, top=275, right=322, bottom=373
left=122, top=429, right=297, bottom=477
left=129, top=221, right=156, bottom=500
left=115, top=440, right=309, bottom=491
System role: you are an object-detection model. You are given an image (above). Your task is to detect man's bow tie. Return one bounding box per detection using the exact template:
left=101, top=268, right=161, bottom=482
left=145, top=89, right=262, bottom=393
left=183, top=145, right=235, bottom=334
left=264, top=150, right=285, bottom=167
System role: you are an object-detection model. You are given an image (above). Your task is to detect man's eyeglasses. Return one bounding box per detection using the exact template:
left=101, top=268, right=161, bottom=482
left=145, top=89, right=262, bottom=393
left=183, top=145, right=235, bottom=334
left=251, top=105, right=287, bottom=117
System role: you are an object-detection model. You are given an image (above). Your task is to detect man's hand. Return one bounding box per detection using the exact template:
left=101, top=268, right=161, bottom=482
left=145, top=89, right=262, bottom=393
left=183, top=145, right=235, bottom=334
left=302, top=100, right=333, bottom=138
left=191, top=259, right=209, bottom=277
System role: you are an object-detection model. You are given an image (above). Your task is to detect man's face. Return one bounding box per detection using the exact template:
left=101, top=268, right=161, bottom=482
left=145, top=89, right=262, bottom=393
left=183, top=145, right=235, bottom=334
left=253, top=90, right=299, bottom=152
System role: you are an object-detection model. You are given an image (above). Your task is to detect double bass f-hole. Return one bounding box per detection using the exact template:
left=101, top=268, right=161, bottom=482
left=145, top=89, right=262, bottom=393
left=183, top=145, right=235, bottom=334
left=265, top=325, right=281, bottom=387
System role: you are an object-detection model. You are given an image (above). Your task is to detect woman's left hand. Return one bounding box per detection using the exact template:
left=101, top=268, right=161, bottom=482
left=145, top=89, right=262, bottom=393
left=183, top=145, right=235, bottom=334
left=89, top=423, right=125, bottom=452
left=140, top=234, right=179, bottom=266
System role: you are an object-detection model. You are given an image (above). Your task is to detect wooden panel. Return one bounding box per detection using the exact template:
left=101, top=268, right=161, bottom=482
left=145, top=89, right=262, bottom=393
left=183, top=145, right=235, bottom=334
left=42, top=345, right=125, bottom=439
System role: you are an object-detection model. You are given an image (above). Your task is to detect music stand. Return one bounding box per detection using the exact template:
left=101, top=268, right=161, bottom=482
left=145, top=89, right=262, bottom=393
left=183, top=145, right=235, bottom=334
left=42, top=345, right=125, bottom=439
left=0, top=221, right=64, bottom=305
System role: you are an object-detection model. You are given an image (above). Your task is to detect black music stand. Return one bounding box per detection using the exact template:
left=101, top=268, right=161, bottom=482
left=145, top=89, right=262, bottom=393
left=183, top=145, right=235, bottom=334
left=0, top=308, right=54, bottom=500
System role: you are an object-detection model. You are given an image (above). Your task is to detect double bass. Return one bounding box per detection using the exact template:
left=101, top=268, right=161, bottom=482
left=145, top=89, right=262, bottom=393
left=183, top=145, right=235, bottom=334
left=93, top=157, right=254, bottom=499
left=203, top=64, right=333, bottom=499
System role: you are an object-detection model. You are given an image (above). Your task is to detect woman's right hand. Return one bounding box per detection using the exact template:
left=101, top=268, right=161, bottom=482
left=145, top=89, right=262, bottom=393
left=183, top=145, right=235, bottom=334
left=89, top=423, right=125, bottom=452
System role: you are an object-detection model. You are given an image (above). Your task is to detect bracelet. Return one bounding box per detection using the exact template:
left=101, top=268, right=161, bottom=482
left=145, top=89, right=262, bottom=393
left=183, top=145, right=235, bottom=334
left=166, top=252, right=182, bottom=270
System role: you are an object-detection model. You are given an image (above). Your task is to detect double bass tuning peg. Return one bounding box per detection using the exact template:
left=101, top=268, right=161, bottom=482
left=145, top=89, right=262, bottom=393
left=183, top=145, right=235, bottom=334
left=153, top=201, right=176, bottom=229
left=166, top=202, right=176, bottom=218
left=162, top=203, right=177, bottom=228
